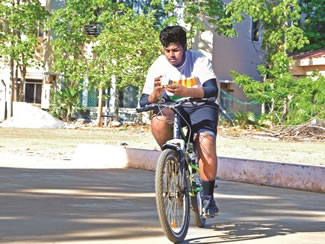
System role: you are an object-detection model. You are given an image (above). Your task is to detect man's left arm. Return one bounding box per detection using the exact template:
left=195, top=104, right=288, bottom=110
left=202, top=78, right=218, bottom=99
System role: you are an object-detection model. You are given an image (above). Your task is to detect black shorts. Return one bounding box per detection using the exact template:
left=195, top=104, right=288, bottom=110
left=179, top=102, right=219, bottom=139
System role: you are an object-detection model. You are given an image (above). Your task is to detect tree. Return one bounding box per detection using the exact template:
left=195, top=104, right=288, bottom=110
left=89, top=2, right=161, bottom=122
left=48, top=0, right=105, bottom=120
left=48, top=0, right=229, bottom=124
left=288, top=74, right=325, bottom=124
left=224, top=0, right=313, bottom=125
left=150, top=0, right=228, bottom=39
left=0, top=0, right=49, bottom=105
left=48, top=0, right=101, bottom=89
left=298, top=0, right=325, bottom=52
left=225, top=0, right=308, bottom=66
left=121, top=0, right=228, bottom=35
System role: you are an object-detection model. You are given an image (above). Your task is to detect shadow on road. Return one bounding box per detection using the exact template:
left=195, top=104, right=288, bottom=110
left=184, top=180, right=325, bottom=243
left=0, top=167, right=162, bottom=243
left=0, top=167, right=324, bottom=243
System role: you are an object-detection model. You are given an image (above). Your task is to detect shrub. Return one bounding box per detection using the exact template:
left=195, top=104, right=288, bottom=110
left=49, top=87, right=85, bottom=121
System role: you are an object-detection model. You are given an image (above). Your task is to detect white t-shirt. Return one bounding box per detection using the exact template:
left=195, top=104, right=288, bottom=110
left=143, top=50, right=216, bottom=101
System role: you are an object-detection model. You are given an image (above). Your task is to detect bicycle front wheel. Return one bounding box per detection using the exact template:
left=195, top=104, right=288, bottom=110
left=155, top=148, right=190, bottom=243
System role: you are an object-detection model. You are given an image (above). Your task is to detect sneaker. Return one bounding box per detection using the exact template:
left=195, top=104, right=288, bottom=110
left=202, top=195, right=219, bottom=218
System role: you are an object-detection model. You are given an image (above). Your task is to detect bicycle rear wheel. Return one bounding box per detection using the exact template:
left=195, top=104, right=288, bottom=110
left=191, top=172, right=206, bottom=228
left=155, top=148, right=190, bottom=243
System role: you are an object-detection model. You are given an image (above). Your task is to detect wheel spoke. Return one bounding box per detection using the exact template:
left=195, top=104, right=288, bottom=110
left=156, top=149, right=190, bottom=242
left=162, top=159, right=186, bottom=231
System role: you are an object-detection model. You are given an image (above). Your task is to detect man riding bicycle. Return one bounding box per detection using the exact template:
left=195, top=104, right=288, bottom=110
left=140, top=26, right=220, bottom=217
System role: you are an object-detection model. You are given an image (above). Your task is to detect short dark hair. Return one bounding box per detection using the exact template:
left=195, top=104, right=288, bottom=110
left=159, top=26, right=187, bottom=48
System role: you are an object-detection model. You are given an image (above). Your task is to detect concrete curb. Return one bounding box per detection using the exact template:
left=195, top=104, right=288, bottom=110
left=217, top=157, right=325, bottom=193
left=72, top=144, right=325, bottom=193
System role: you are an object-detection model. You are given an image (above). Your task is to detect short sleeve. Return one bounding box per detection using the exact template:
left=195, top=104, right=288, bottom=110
left=142, top=57, right=164, bottom=95
left=195, top=55, right=216, bottom=85
left=142, top=65, right=156, bottom=95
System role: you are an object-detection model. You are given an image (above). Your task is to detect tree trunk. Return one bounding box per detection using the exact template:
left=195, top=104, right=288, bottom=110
left=97, top=88, right=103, bottom=127
left=261, top=74, right=267, bottom=114
left=114, top=91, right=119, bottom=122
left=9, top=58, right=15, bottom=118
left=18, top=65, right=27, bottom=102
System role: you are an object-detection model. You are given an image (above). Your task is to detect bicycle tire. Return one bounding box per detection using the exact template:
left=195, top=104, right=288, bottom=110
left=155, top=148, right=190, bottom=243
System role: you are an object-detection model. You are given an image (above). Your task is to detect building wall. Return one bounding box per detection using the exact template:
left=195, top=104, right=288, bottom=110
left=192, top=13, right=263, bottom=116
left=0, top=66, right=12, bottom=118
left=212, top=17, right=263, bottom=82
left=290, top=56, right=325, bottom=77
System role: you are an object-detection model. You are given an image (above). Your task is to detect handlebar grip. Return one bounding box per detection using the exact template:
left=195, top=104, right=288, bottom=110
left=136, top=104, right=155, bottom=113
left=136, top=98, right=212, bottom=113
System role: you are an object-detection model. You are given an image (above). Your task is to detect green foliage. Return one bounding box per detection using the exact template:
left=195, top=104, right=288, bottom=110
left=47, top=1, right=163, bottom=122
left=298, top=0, right=325, bottom=52
left=287, top=75, right=325, bottom=125
left=0, top=0, right=49, bottom=61
left=0, top=0, right=49, bottom=101
left=48, top=0, right=100, bottom=88
left=225, top=0, right=309, bottom=65
left=49, top=87, right=85, bottom=121
left=150, top=0, right=229, bottom=40
left=232, top=111, right=274, bottom=129
left=183, top=0, right=226, bottom=37
left=233, top=111, right=257, bottom=129
left=232, top=70, right=325, bottom=126
left=225, top=0, right=325, bottom=127
left=231, top=71, right=269, bottom=105
left=89, top=3, right=161, bottom=91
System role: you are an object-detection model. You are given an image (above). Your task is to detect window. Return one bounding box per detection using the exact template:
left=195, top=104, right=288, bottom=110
left=87, top=88, right=98, bottom=107
left=119, top=85, right=139, bottom=108
left=25, top=80, right=42, bottom=104
left=85, top=23, right=100, bottom=36
left=85, top=9, right=101, bottom=37
left=251, top=19, right=261, bottom=42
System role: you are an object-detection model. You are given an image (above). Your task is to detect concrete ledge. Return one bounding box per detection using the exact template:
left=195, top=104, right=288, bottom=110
left=72, top=144, right=325, bottom=193
left=217, top=157, right=325, bottom=193
left=72, top=144, right=160, bottom=170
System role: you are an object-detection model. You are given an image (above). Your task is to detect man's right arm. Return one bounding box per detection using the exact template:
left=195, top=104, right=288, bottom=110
left=139, top=92, right=162, bottom=107
left=139, top=94, right=149, bottom=107
left=140, top=76, right=164, bottom=107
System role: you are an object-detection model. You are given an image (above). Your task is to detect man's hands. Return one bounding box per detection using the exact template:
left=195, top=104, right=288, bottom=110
left=148, top=76, right=204, bottom=103
left=166, top=83, right=187, bottom=97
left=165, top=81, right=204, bottom=98
left=148, top=76, right=164, bottom=103
left=150, top=76, right=186, bottom=100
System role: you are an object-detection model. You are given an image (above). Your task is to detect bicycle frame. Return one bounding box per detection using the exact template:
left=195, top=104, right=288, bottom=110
left=161, top=105, right=202, bottom=197
left=136, top=97, right=209, bottom=196
left=162, top=107, right=185, bottom=158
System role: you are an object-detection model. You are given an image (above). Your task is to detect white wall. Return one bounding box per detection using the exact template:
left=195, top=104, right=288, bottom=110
left=0, top=67, right=12, bottom=118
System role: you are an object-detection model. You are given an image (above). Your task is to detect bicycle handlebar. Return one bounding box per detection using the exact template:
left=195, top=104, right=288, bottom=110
left=136, top=97, right=210, bottom=113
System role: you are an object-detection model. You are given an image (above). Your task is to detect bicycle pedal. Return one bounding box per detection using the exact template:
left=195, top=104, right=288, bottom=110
left=203, top=213, right=219, bottom=218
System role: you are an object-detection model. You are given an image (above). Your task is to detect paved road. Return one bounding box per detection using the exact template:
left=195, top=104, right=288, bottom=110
left=0, top=167, right=324, bottom=244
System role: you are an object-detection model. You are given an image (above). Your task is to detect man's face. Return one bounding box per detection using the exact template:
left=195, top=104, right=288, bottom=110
left=163, top=42, right=186, bottom=67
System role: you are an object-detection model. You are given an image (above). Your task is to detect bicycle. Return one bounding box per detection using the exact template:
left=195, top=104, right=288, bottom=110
left=137, top=97, right=214, bottom=243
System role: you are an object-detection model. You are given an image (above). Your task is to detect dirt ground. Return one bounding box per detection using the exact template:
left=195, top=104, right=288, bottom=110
left=0, top=126, right=324, bottom=167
